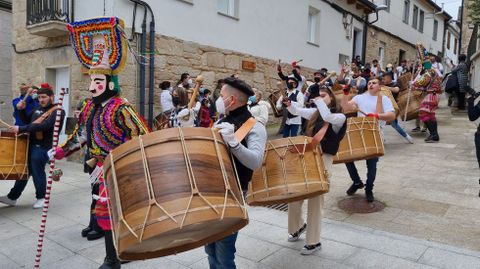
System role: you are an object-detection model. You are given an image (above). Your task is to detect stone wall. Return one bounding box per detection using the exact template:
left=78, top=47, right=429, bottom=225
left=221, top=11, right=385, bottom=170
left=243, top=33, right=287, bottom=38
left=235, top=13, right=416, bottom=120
left=365, top=27, right=417, bottom=68
left=0, top=9, right=13, bottom=124
left=151, top=34, right=316, bottom=119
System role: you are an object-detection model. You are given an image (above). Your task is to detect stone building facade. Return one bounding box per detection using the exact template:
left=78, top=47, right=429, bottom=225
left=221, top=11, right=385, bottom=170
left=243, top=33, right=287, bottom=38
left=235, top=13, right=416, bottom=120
left=0, top=1, right=12, bottom=124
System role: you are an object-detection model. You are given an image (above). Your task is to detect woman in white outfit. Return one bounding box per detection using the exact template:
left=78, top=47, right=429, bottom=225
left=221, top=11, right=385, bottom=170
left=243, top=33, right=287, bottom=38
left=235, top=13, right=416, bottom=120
left=170, top=87, right=196, bottom=127
left=248, top=89, right=271, bottom=125
left=283, top=86, right=347, bottom=255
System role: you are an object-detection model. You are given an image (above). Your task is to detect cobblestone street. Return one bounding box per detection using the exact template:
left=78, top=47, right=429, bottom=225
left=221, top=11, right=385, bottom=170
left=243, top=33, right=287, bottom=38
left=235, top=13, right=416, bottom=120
left=1, top=99, right=480, bottom=268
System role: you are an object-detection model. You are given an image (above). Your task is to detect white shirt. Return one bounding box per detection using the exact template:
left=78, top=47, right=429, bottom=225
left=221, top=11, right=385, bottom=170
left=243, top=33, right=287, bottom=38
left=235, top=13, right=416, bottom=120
left=160, top=90, right=174, bottom=113
left=249, top=100, right=270, bottom=126
left=171, top=107, right=195, bottom=127
left=352, top=92, right=395, bottom=134
left=432, top=62, right=444, bottom=75
left=276, top=89, right=304, bottom=125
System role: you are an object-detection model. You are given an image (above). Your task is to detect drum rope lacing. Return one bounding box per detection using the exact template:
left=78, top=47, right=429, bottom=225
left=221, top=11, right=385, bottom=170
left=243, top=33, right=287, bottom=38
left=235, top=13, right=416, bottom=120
left=210, top=128, right=246, bottom=219
left=0, top=133, right=29, bottom=179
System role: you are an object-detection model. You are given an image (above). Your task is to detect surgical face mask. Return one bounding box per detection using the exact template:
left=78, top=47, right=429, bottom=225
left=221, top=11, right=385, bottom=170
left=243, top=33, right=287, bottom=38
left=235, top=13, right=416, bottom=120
left=31, top=93, right=38, bottom=100
left=187, top=79, right=193, bottom=87
left=215, top=97, right=225, bottom=115
left=167, top=87, right=173, bottom=93
left=288, top=82, right=296, bottom=89
left=172, top=96, right=180, bottom=106
left=314, top=77, right=321, bottom=83
left=248, top=95, right=257, bottom=104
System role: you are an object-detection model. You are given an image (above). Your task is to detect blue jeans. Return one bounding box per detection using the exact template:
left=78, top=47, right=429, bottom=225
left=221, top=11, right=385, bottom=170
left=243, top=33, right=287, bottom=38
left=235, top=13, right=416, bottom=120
left=205, top=232, right=238, bottom=269
left=282, top=124, right=300, bottom=138
left=8, top=145, right=49, bottom=200
left=345, top=158, right=379, bottom=191
left=391, top=119, right=408, bottom=138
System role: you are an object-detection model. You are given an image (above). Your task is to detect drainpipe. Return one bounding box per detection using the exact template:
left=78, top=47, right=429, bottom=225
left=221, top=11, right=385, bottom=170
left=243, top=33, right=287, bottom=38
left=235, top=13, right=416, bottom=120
left=139, top=8, right=147, bottom=117
left=361, top=14, right=368, bottom=64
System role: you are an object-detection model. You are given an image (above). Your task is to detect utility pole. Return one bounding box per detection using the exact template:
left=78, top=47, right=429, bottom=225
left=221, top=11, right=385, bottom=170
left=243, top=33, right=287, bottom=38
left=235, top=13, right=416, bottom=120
left=459, top=0, right=465, bottom=55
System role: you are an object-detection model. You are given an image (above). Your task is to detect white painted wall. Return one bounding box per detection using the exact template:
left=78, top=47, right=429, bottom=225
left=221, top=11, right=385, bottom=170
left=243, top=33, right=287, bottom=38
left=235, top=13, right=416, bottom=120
left=444, top=24, right=460, bottom=69
left=370, top=0, right=447, bottom=56
left=0, top=9, right=13, bottom=123
left=73, top=0, right=368, bottom=71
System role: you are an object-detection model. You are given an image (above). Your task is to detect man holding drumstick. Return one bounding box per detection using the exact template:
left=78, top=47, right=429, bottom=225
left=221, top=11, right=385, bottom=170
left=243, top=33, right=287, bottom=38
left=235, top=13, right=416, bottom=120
left=208, top=77, right=267, bottom=269
left=341, top=78, right=396, bottom=202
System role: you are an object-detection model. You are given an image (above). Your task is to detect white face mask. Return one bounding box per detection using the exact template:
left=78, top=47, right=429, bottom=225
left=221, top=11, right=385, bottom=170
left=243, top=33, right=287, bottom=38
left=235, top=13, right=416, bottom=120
left=31, top=93, right=38, bottom=100
left=215, top=97, right=225, bottom=115
left=187, top=79, right=193, bottom=87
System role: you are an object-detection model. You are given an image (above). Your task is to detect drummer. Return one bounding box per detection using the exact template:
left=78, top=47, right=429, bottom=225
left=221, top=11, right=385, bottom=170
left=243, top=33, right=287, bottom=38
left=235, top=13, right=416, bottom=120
left=381, top=72, right=414, bottom=144
left=341, top=78, right=396, bottom=202
left=0, top=84, right=65, bottom=209
left=207, top=77, right=267, bottom=269
left=284, top=85, right=347, bottom=254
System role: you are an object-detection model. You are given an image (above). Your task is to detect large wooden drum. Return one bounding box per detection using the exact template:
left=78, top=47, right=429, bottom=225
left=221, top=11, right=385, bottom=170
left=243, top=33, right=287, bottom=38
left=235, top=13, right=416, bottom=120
left=381, top=87, right=399, bottom=117
left=333, top=117, right=384, bottom=164
left=153, top=111, right=171, bottom=130
left=0, top=131, right=29, bottom=180
left=104, top=127, right=248, bottom=260
left=246, top=136, right=329, bottom=206
left=397, top=89, right=424, bottom=121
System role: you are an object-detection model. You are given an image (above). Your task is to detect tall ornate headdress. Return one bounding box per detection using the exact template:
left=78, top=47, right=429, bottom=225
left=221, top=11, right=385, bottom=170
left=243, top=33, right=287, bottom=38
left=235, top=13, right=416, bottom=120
left=66, top=17, right=128, bottom=76
left=415, top=43, right=429, bottom=64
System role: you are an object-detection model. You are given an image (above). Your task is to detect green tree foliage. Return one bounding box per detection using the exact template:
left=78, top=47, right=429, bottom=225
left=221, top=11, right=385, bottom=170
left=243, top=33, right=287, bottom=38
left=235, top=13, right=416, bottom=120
left=469, top=0, right=480, bottom=25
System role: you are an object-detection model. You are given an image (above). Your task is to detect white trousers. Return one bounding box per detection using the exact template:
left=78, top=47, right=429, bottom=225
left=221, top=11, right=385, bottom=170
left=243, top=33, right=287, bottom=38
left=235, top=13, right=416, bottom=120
left=288, top=154, right=333, bottom=245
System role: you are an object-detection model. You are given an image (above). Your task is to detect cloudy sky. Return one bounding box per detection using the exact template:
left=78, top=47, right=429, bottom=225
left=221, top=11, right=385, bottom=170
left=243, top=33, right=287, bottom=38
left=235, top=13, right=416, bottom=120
left=440, top=0, right=462, bottom=20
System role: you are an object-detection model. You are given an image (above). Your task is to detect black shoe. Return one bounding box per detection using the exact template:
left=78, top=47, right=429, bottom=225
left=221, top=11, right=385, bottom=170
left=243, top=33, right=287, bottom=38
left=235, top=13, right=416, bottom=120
left=346, top=182, right=364, bottom=196
left=424, top=135, right=439, bottom=143
left=98, top=257, right=121, bottom=269
left=366, top=190, right=374, bottom=203
left=411, top=127, right=420, bottom=133
left=87, top=230, right=105, bottom=241
left=288, top=223, right=307, bottom=242
left=81, top=226, right=92, bottom=238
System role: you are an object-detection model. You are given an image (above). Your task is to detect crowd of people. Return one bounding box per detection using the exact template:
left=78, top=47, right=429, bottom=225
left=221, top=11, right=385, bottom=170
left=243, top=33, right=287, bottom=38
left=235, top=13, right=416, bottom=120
left=0, top=45, right=478, bottom=269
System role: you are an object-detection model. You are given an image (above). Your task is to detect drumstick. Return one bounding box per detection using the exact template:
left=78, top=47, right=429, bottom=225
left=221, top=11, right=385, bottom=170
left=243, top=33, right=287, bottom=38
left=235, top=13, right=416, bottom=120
left=34, top=88, right=65, bottom=268
left=0, top=118, right=12, bottom=128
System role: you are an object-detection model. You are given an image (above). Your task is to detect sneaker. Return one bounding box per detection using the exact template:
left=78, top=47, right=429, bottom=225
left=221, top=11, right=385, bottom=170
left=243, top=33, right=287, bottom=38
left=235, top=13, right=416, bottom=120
left=0, top=196, right=16, bottom=206
left=33, top=199, right=45, bottom=209
left=301, top=243, right=322, bottom=255
left=421, top=128, right=428, bottom=133
left=346, top=182, right=364, bottom=196
left=288, top=223, right=307, bottom=242
left=411, top=127, right=420, bottom=132
left=405, top=134, right=414, bottom=144
left=366, top=190, right=375, bottom=203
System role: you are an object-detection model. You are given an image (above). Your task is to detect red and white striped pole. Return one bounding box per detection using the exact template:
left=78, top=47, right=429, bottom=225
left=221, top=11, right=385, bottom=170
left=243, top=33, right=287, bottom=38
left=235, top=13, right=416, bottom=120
left=34, top=87, right=65, bottom=268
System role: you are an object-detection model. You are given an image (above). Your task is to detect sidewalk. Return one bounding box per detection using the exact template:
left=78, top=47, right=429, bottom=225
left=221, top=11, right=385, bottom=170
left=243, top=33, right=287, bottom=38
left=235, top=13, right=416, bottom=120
left=1, top=100, right=480, bottom=268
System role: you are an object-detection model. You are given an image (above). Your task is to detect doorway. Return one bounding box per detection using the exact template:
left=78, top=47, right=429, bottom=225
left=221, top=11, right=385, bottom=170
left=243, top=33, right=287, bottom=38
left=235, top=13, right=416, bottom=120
left=45, top=67, right=70, bottom=144
left=352, top=28, right=363, bottom=64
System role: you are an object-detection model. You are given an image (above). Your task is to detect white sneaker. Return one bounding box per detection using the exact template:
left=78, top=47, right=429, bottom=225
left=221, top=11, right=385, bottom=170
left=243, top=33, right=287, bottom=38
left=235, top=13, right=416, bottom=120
left=301, top=243, right=322, bottom=255
left=405, top=134, right=414, bottom=144
left=33, top=199, right=45, bottom=209
left=0, top=196, right=16, bottom=206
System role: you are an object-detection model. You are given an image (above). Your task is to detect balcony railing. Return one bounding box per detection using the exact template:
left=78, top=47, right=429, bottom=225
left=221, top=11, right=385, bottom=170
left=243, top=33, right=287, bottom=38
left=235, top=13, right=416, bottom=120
left=26, top=0, right=73, bottom=26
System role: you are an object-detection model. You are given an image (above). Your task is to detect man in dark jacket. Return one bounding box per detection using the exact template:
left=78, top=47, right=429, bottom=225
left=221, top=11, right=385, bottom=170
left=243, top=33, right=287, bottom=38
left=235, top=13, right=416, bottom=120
left=467, top=88, right=480, bottom=197
left=0, top=84, right=65, bottom=209
left=452, top=54, right=469, bottom=110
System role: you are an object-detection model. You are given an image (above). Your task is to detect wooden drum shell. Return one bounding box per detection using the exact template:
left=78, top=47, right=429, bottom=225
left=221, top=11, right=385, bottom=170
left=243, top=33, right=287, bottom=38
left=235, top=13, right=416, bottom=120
left=333, top=117, right=384, bottom=164
left=0, top=131, right=29, bottom=180
left=104, top=127, right=248, bottom=260
left=246, top=136, right=329, bottom=206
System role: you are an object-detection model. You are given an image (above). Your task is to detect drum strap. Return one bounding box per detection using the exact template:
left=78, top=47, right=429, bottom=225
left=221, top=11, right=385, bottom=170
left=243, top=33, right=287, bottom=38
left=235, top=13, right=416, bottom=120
left=376, top=92, right=383, bottom=114
left=32, top=105, right=60, bottom=140
left=290, top=122, right=329, bottom=153
left=234, top=117, right=257, bottom=142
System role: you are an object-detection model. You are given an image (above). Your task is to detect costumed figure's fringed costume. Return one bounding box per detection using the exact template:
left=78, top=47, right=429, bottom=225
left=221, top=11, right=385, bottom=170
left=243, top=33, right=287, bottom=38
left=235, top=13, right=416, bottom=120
left=58, top=17, right=149, bottom=268
left=412, top=43, right=442, bottom=142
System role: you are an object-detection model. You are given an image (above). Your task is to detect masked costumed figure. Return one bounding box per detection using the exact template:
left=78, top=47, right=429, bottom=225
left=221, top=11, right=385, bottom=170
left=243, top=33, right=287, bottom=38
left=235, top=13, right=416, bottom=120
left=53, top=17, right=149, bottom=269
left=412, top=43, right=443, bottom=143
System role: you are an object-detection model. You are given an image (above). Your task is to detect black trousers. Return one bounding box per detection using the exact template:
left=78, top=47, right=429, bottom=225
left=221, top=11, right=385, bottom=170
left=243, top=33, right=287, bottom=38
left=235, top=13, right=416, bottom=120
left=475, top=132, right=480, bottom=169
left=456, top=90, right=466, bottom=110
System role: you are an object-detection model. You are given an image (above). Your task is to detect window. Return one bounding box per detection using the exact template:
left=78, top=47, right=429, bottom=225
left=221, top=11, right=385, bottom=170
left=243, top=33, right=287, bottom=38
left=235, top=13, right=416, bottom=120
left=419, top=10, right=424, bottom=33
left=403, top=0, right=410, bottom=24
left=412, top=5, right=418, bottom=29
left=378, top=41, right=386, bottom=68
left=447, top=31, right=451, bottom=49
left=454, top=38, right=458, bottom=54
left=433, top=20, right=438, bottom=41
left=384, top=0, right=391, bottom=12
left=218, top=0, right=238, bottom=18
left=307, top=6, right=320, bottom=45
